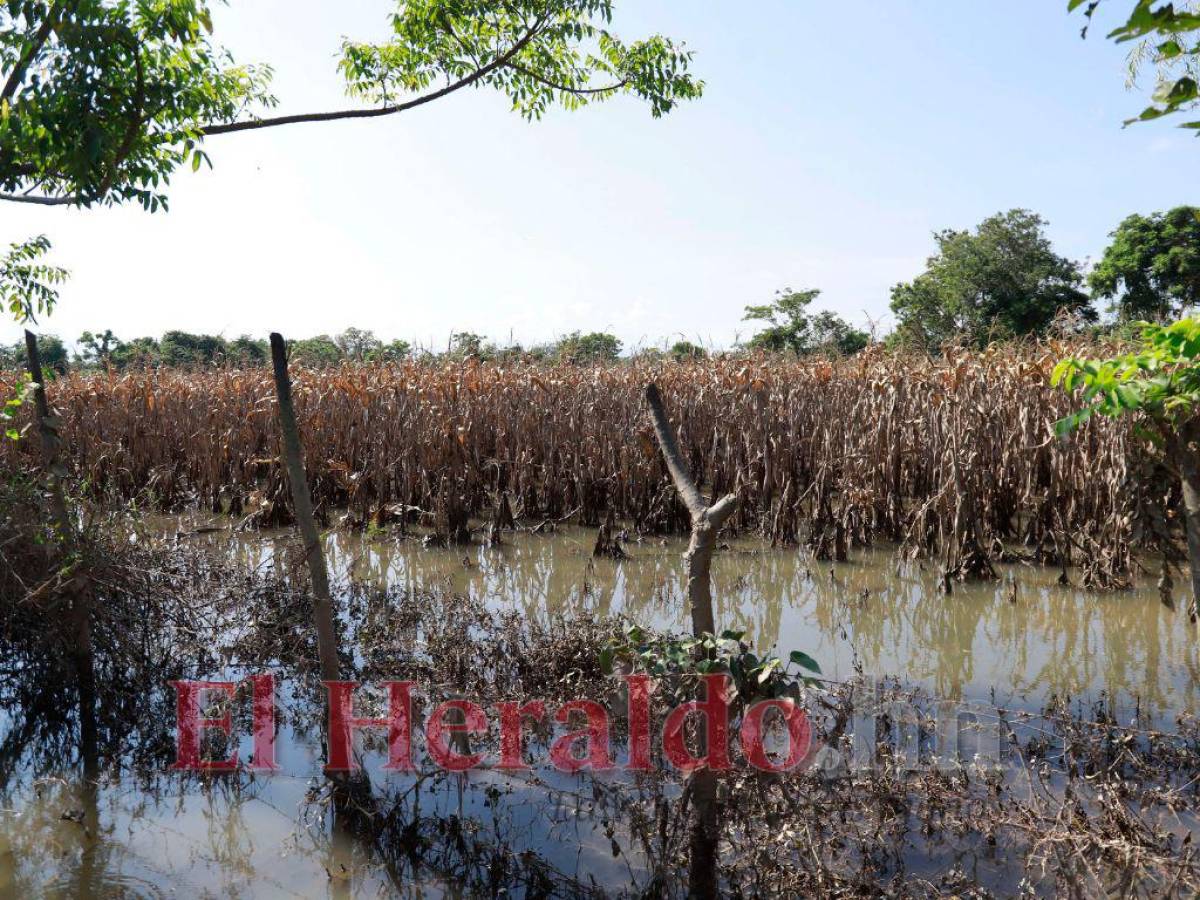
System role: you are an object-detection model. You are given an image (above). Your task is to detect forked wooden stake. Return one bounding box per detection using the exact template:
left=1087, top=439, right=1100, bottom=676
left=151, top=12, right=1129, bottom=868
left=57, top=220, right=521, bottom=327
left=644, top=382, right=737, bottom=637
left=644, top=381, right=738, bottom=900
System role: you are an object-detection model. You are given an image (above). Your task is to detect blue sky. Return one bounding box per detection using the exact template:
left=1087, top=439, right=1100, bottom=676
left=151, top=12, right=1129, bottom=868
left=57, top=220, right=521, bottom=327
left=2, top=0, right=1196, bottom=352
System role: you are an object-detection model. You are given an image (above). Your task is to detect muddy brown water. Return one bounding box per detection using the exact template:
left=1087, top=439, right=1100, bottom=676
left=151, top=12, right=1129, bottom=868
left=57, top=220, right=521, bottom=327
left=2, top=523, right=1198, bottom=896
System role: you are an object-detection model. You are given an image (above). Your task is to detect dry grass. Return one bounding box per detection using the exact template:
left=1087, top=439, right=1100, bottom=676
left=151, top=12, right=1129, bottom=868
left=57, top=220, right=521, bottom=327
left=0, top=341, right=1169, bottom=588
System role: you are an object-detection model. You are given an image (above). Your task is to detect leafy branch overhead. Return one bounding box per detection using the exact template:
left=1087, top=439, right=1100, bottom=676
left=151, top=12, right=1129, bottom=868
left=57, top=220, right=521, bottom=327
left=0, top=0, right=702, bottom=209
left=1072, top=0, right=1200, bottom=129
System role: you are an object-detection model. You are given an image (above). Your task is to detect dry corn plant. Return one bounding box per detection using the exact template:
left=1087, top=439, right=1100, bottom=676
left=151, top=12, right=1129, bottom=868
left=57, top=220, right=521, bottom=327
left=0, top=339, right=1170, bottom=590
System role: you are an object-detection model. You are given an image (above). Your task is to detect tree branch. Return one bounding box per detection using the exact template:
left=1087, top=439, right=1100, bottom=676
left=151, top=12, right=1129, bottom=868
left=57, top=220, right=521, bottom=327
left=200, top=15, right=547, bottom=137
left=508, top=62, right=629, bottom=96
left=707, top=492, right=738, bottom=529
left=645, top=382, right=706, bottom=518
left=94, top=41, right=145, bottom=202
left=0, top=192, right=74, bottom=205
left=1, top=1, right=63, bottom=106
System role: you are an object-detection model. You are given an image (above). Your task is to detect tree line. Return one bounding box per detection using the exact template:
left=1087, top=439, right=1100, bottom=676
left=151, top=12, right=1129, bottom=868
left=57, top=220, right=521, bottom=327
left=11, top=203, right=1194, bottom=373
left=0, top=327, right=696, bottom=374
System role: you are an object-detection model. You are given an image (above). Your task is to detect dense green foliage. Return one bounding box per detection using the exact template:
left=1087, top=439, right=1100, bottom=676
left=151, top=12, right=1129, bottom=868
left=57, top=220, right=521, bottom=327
left=555, top=330, right=623, bottom=363
left=1089, top=207, right=1200, bottom=321
left=0, top=0, right=700, bottom=208
left=0, top=0, right=273, bottom=209
left=669, top=340, right=706, bottom=361
left=1052, top=315, right=1200, bottom=616
left=890, top=210, right=1093, bottom=349
left=1052, top=317, right=1200, bottom=434
left=339, top=0, right=702, bottom=123
left=742, top=289, right=867, bottom=356
left=0, top=331, right=64, bottom=372
left=1072, top=0, right=1200, bottom=130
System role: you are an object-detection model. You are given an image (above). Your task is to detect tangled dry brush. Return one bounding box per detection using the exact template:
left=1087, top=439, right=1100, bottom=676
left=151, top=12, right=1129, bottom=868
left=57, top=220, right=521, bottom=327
left=0, top=342, right=1172, bottom=590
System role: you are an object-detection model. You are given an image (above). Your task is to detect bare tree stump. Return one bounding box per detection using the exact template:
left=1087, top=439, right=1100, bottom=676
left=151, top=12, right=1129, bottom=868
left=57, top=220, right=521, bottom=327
left=592, top=508, right=628, bottom=560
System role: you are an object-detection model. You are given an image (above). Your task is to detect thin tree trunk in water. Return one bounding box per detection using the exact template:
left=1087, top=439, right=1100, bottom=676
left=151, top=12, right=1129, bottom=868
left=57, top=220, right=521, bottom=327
left=645, top=383, right=737, bottom=900
left=1174, top=429, right=1200, bottom=625
left=23, top=331, right=98, bottom=761
left=270, top=333, right=342, bottom=683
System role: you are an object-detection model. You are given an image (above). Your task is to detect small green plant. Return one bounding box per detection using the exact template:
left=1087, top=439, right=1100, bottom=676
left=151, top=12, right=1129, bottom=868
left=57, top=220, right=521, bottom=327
left=2, top=373, right=32, bottom=441
left=599, top=623, right=822, bottom=703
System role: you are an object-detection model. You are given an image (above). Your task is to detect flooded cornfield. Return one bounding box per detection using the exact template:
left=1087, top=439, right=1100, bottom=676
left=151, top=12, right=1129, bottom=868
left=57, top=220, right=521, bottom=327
left=2, top=519, right=1198, bottom=897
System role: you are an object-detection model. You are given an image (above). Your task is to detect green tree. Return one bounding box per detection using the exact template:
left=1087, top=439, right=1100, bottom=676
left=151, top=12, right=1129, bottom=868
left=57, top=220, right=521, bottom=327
left=77, top=329, right=122, bottom=367
left=335, top=327, right=383, bottom=362
left=1072, top=0, right=1200, bottom=130
left=159, top=330, right=227, bottom=367
left=890, top=209, right=1094, bottom=349
left=1, top=1, right=701, bottom=208
left=810, top=310, right=869, bottom=355
left=1053, top=317, right=1200, bottom=622
left=0, top=0, right=273, bottom=209
left=556, top=331, right=622, bottom=363
left=1090, top=207, right=1200, bottom=321
left=227, top=335, right=268, bottom=366
left=448, top=331, right=491, bottom=360
left=33, top=334, right=68, bottom=374
left=288, top=335, right=343, bottom=368
left=110, top=336, right=161, bottom=369
left=743, top=288, right=866, bottom=355
left=371, top=339, right=412, bottom=362
left=670, top=340, right=707, bottom=361
left=0, top=341, right=20, bottom=370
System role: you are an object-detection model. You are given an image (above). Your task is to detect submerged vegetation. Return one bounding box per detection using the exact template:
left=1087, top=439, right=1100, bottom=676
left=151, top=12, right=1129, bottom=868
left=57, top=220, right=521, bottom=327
left=3, top=515, right=1199, bottom=896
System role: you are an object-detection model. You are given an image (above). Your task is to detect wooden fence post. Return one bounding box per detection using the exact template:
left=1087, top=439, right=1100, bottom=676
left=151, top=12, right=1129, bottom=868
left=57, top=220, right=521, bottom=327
left=269, top=333, right=341, bottom=683
left=24, top=330, right=72, bottom=542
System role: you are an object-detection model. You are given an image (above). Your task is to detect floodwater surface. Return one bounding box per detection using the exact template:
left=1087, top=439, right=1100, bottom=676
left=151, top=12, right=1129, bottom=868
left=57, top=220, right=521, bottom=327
left=213, top=524, right=1200, bottom=716
left=2, top=523, right=1198, bottom=897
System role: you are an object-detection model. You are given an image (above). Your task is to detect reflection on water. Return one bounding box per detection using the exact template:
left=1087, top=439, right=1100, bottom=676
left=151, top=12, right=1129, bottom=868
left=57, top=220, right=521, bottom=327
left=3, top=521, right=1199, bottom=897
left=207, top=523, right=1200, bottom=717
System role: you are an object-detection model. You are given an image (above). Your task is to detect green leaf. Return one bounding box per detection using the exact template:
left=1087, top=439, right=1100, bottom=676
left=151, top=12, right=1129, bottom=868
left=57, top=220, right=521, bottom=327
left=789, top=650, right=822, bottom=674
